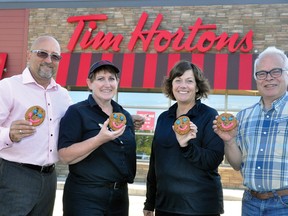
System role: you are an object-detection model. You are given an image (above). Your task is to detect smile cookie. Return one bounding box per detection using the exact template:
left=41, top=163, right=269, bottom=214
left=174, top=116, right=190, bottom=135
left=25, top=105, right=46, bottom=126
left=216, top=113, right=237, bottom=131
left=109, top=112, right=127, bottom=131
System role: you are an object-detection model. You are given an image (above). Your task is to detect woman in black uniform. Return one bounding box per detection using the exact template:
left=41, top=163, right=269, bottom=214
left=58, top=60, right=139, bottom=216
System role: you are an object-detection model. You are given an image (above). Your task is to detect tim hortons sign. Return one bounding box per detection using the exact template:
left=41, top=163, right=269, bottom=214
left=67, top=12, right=253, bottom=53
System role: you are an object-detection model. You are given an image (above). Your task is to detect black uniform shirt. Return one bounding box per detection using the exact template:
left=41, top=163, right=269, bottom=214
left=58, top=94, right=136, bottom=184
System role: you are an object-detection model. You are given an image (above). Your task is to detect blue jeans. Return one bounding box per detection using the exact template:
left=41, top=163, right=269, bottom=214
left=242, top=190, right=288, bottom=216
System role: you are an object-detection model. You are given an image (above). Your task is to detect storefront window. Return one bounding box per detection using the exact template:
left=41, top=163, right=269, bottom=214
left=202, top=94, right=226, bottom=112
left=117, top=92, right=170, bottom=108
left=68, top=90, right=260, bottom=164
left=227, top=95, right=260, bottom=111
left=69, top=91, right=90, bottom=103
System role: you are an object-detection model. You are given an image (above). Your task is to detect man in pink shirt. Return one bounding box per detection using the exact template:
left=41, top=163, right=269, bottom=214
left=0, top=35, right=145, bottom=216
left=0, top=35, right=72, bottom=216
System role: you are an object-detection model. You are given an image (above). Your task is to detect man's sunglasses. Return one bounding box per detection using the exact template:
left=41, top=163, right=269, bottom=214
left=31, top=50, right=62, bottom=62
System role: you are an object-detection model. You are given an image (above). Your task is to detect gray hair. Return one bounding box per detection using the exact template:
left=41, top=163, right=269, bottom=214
left=254, top=46, right=288, bottom=80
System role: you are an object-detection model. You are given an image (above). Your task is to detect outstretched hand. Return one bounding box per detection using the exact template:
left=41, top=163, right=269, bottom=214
left=97, top=119, right=126, bottom=144
left=143, top=210, right=154, bottom=216
left=212, top=116, right=237, bottom=142
left=132, top=114, right=145, bottom=130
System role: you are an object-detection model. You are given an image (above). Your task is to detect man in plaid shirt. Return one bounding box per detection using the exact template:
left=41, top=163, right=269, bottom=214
left=214, top=46, right=288, bottom=216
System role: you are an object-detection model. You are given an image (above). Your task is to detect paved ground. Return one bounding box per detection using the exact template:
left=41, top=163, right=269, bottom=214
left=53, top=182, right=243, bottom=216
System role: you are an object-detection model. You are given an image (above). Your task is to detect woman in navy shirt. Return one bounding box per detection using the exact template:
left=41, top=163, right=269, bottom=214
left=143, top=60, right=224, bottom=216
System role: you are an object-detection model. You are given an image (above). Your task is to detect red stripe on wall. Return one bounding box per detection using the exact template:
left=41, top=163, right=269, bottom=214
left=76, top=53, right=92, bottom=86
left=143, top=53, right=158, bottom=88
left=51, top=52, right=258, bottom=91
left=167, top=53, right=180, bottom=76
left=0, top=53, right=7, bottom=79
left=214, top=54, right=228, bottom=90
left=191, top=54, right=204, bottom=71
left=120, top=53, right=135, bottom=88
left=56, top=53, right=71, bottom=86
left=239, top=54, right=253, bottom=90
left=101, top=53, right=114, bottom=62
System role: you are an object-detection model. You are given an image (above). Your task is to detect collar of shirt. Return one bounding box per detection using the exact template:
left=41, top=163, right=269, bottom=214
left=22, top=67, right=58, bottom=90
left=259, top=92, right=288, bottom=112
left=167, top=99, right=201, bottom=118
left=87, top=94, right=123, bottom=112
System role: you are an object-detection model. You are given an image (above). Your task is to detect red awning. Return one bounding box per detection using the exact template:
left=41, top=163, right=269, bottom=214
left=0, top=53, right=8, bottom=80
left=56, top=52, right=257, bottom=90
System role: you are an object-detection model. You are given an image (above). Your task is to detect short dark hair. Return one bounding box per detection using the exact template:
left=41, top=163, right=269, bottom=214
left=162, top=60, right=211, bottom=101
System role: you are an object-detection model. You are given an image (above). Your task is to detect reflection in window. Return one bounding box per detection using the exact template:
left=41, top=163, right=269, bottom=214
left=69, top=91, right=90, bottom=103
left=228, top=95, right=260, bottom=110
left=202, top=95, right=225, bottom=110
left=118, top=92, right=169, bottom=108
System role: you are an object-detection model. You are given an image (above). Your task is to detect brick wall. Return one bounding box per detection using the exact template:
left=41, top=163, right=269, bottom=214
left=27, top=4, right=288, bottom=53
left=219, top=166, right=244, bottom=189
left=56, top=162, right=244, bottom=189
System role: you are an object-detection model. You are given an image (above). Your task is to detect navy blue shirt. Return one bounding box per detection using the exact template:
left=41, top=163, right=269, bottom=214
left=144, top=100, right=224, bottom=214
left=58, top=94, right=136, bottom=184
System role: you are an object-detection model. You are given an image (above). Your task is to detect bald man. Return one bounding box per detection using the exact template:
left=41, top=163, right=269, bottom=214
left=0, top=36, right=72, bottom=216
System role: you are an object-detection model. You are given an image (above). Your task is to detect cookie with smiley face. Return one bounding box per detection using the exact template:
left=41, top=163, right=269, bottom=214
left=25, top=105, right=46, bottom=126
left=174, top=116, right=190, bottom=135
left=109, top=112, right=127, bottom=131
left=216, top=113, right=237, bottom=131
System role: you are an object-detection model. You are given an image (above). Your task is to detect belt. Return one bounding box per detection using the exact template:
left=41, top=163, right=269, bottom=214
left=105, top=182, right=127, bottom=190
left=2, top=159, right=55, bottom=174
left=250, top=189, right=288, bottom=200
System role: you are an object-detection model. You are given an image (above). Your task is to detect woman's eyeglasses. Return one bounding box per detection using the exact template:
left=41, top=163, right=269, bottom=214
left=31, top=50, right=62, bottom=62
left=255, top=68, right=284, bottom=80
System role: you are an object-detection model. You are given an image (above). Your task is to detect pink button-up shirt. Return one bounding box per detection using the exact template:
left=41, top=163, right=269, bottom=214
left=0, top=67, right=72, bottom=165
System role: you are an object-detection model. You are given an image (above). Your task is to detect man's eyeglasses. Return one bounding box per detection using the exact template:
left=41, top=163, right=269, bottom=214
left=31, top=50, right=62, bottom=62
left=255, top=68, right=284, bottom=80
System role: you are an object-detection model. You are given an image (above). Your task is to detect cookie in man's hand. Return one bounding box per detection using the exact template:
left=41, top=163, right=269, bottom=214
left=25, top=105, right=46, bottom=126
left=216, top=113, right=237, bottom=131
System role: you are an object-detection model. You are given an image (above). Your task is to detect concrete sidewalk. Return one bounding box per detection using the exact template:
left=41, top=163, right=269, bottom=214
left=55, top=181, right=243, bottom=216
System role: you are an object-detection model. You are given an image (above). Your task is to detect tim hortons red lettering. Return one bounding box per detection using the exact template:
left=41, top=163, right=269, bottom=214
left=183, top=18, right=217, bottom=52
left=214, top=31, right=254, bottom=52
left=171, top=28, right=186, bottom=51
left=67, top=15, right=108, bottom=51
left=67, top=12, right=253, bottom=53
left=67, top=14, right=123, bottom=52
left=195, top=32, right=217, bottom=52
left=79, top=21, right=123, bottom=51
left=128, top=12, right=253, bottom=53
left=128, top=12, right=161, bottom=51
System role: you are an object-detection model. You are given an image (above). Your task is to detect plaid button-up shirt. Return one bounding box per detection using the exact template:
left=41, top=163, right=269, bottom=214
left=237, top=92, right=288, bottom=192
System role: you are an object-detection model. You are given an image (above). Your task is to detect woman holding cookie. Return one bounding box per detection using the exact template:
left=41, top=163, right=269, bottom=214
left=58, top=60, right=139, bottom=216
left=143, top=60, right=224, bottom=216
